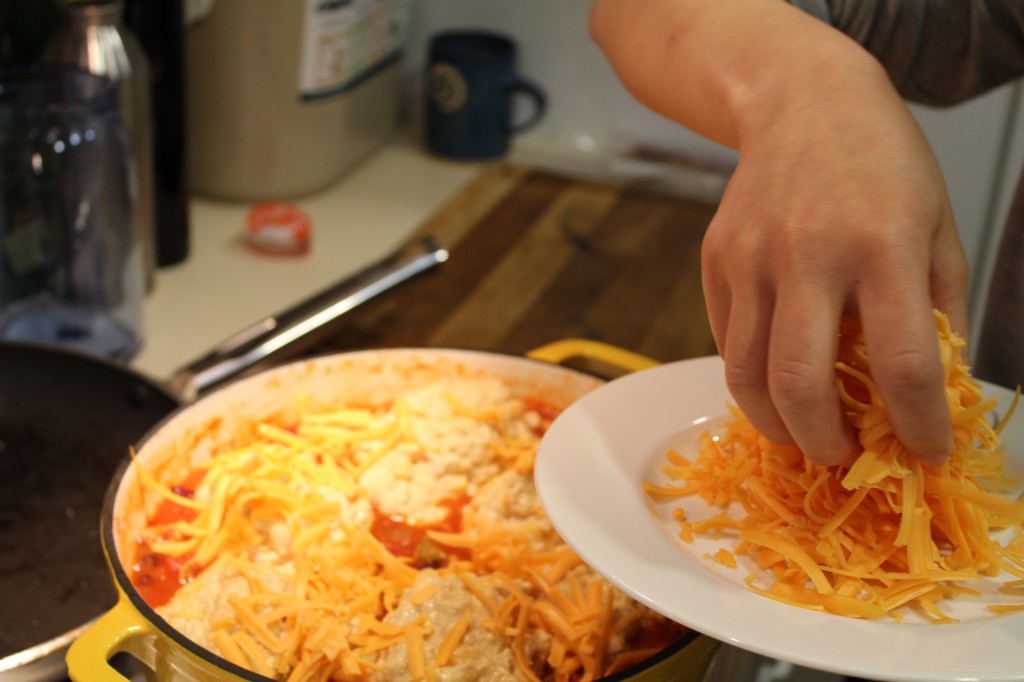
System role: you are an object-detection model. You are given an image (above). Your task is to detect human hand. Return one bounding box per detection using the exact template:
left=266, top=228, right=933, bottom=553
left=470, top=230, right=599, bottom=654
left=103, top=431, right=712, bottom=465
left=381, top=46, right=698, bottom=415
left=701, top=60, right=969, bottom=467
left=588, top=0, right=970, bottom=466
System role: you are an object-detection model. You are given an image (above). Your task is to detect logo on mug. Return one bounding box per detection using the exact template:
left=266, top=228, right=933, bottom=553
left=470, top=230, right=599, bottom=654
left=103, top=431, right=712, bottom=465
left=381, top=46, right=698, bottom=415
left=428, top=63, right=467, bottom=114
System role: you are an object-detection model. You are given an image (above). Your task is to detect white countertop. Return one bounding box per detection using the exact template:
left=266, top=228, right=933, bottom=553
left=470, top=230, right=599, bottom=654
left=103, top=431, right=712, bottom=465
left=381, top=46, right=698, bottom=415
left=132, top=141, right=480, bottom=380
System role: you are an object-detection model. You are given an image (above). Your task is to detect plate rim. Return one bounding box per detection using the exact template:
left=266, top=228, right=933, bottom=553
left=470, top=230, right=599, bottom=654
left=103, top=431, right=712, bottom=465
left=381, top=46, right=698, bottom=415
left=536, top=355, right=1024, bottom=682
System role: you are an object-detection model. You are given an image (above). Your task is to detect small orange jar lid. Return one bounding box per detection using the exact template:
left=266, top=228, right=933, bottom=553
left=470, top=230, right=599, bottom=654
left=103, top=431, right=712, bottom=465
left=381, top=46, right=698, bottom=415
left=246, top=202, right=311, bottom=255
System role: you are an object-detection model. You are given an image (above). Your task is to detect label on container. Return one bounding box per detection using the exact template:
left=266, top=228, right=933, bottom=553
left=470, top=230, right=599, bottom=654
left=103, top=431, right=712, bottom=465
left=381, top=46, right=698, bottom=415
left=297, top=0, right=409, bottom=101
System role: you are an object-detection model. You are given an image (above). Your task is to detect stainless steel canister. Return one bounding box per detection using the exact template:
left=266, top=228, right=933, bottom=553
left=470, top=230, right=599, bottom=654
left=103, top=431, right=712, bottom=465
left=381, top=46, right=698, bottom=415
left=51, top=0, right=157, bottom=292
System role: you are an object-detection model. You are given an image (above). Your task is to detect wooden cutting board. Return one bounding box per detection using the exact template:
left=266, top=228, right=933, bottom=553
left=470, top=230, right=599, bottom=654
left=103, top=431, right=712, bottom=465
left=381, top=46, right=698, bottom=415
left=311, top=162, right=718, bottom=372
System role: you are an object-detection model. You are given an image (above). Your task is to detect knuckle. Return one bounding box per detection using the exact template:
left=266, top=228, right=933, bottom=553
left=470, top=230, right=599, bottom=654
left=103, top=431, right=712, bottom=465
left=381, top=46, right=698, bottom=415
left=873, top=348, right=950, bottom=455
left=700, top=227, right=732, bottom=266
left=876, top=347, right=937, bottom=398
left=724, top=362, right=767, bottom=398
left=724, top=361, right=794, bottom=446
left=768, top=358, right=827, bottom=409
left=894, top=419, right=949, bottom=457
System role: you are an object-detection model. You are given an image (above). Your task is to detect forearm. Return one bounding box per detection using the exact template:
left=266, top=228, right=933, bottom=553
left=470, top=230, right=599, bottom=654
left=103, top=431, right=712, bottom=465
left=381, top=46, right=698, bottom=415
left=589, top=0, right=899, bottom=149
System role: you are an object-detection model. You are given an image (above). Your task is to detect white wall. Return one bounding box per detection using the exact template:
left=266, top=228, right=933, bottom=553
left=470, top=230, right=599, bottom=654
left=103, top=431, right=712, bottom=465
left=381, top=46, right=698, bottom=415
left=406, top=0, right=1018, bottom=320
left=405, top=0, right=736, bottom=165
left=960, top=85, right=1023, bottom=338
left=908, top=87, right=1020, bottom=328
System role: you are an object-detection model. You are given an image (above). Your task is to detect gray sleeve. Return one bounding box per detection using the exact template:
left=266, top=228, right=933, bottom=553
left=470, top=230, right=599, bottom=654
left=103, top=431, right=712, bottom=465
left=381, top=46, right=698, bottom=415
left=788, top=0, right=1024, bottom=106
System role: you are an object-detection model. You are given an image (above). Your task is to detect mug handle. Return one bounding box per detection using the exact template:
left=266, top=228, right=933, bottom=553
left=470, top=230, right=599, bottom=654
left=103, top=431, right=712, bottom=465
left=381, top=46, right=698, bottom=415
left=507, top=78, right=547, bottom=134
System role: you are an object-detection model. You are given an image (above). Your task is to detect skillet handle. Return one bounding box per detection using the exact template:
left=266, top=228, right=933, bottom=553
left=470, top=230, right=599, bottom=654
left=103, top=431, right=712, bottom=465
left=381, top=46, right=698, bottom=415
left=167, top=235, right=449, bottom=400
left=527, top=338, right=659, bottom=373
left=66, top=597, right=157, bottom=682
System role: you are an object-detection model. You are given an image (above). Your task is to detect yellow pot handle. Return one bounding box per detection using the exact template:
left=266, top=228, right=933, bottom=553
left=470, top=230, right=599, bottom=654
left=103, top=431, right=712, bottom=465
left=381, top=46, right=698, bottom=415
left=527, top=338, right=660, bottom=374
left=66, top=596, right=157, bottom=682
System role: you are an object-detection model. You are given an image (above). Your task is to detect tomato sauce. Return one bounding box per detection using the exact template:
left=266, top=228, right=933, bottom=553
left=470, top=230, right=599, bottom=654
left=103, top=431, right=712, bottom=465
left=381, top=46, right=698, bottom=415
left=521, top=397, right=562, bottom=437
left=130, top=470, right=204, bottom=608
left=132, top=547, right=194, bottom=608
left=129, top=397, right=563, bottom=605
left=370, top=495, right=472, bottom=568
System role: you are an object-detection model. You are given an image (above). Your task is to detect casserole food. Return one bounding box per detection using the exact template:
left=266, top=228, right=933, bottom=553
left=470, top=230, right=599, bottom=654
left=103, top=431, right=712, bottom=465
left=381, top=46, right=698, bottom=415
left=67, top=345, right=719, bottom=682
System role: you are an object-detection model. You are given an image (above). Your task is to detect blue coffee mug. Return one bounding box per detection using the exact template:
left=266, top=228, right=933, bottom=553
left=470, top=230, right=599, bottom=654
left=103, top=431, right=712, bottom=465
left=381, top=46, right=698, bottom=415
left=426, top=30, right=546, bottom=160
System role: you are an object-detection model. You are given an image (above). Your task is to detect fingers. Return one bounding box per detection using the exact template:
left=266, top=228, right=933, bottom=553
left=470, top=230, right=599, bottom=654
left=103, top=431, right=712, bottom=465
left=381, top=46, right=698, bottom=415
left=703, top=210, right=800, bottom=449
left=707, top=236, right=956, bottom=468
left=700, top=154, right=964, bottom=470
left=708, top=253, right=857, bottom=465
left=720, top=285, right=794, bottom=448
left=930, top=220, right=971, bottom=351
left=767, top=288, right=859, bottom=466
left=860, top=275, right=953, bottom=467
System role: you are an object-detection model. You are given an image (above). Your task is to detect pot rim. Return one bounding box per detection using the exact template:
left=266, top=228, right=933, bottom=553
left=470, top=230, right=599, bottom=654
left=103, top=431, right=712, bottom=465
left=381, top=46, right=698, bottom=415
left=99, top=347, right=705, bottom=681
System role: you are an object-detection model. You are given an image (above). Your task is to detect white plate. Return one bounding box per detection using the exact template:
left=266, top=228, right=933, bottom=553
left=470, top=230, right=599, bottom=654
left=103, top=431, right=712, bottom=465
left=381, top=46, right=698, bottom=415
left=535, top=355, right=1024, bottom=682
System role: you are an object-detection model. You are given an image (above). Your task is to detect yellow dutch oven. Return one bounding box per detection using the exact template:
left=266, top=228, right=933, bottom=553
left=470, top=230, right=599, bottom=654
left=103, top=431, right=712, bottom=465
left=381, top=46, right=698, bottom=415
left=67, top=342, right=719, bottom=682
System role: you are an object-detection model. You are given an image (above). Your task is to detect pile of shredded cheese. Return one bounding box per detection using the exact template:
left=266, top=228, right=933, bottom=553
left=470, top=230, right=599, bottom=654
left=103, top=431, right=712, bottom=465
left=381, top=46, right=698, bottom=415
left=645, top=311, right=1024, bottom=622
left=133, top=379, right=680, bottom=682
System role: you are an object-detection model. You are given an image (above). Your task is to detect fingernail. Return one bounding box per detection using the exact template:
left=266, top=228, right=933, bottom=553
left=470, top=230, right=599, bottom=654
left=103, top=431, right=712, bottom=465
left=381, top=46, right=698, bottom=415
left=918, top=450, right=949, bottom=467
left=815, top=444, right=859, bottom=468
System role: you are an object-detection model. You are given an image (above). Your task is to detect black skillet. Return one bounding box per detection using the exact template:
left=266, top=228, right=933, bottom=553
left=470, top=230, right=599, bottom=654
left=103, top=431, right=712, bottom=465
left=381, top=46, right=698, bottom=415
left=0, top=237, right=447, bottom=681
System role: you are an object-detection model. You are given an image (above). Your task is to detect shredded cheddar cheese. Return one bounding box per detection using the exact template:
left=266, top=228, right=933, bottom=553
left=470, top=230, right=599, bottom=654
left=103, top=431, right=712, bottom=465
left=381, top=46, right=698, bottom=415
left=134, top=378, right=685, bottom=681
left=646, top=311, right=1024, bottom=622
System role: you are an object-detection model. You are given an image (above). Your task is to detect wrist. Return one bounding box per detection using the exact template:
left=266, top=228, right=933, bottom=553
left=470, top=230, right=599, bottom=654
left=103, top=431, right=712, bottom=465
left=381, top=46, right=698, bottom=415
left=726, top=9, right=898, bottom=149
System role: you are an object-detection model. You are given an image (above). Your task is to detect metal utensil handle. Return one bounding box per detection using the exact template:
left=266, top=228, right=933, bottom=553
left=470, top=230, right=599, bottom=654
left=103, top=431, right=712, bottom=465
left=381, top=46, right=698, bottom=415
left=168, top=235, right=448, bottom=399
